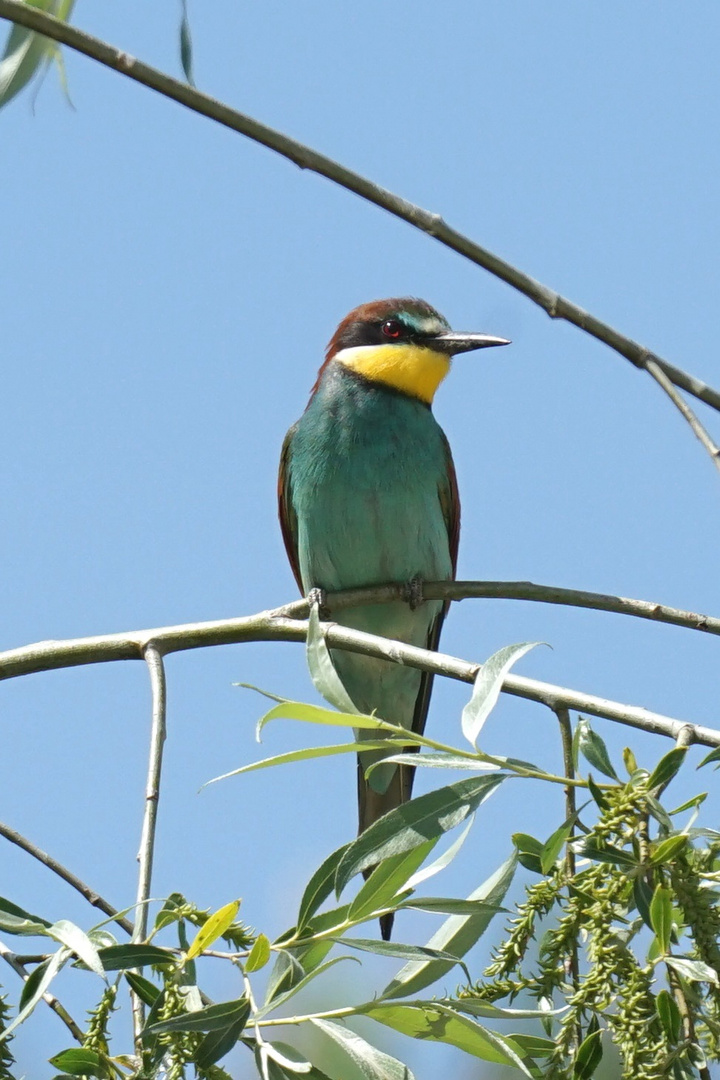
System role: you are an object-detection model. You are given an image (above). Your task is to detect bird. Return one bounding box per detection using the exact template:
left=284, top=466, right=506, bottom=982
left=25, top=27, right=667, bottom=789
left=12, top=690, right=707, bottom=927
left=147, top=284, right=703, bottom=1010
left=278, top=298, right=509, bottom=937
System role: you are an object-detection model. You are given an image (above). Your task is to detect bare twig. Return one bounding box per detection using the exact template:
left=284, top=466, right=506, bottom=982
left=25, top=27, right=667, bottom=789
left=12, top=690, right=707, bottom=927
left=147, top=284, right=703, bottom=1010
left=275, top=580, right=720, bottom=638
left=0, top=939, right=83, bottom=1042
left=134, top=642, right=167, bottom=943
left=554, top=707, right=577, bottom=877
left=554, top=705, right=580, bottom=1045
left=131, top=642, right=167, bottom=1041
left=645, top=359, right=720, bottom=476
left=0, top=0, right=719, bottom=419
left=0, top=820, right=133, bottom=936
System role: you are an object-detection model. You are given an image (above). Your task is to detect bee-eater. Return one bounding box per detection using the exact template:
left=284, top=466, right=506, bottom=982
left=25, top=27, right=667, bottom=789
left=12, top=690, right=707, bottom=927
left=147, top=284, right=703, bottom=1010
left=279, top=298, right=509, bottom=937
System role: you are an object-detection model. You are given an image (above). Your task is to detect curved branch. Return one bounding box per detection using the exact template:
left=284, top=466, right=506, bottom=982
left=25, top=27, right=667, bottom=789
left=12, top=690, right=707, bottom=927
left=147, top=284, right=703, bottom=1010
left=0, top=940, right=83, bottom=1043
left=0, top=820, right=133, bottom=936
left=0, top=600, right=715, bottom=747
left=276, top=580, right=720, bottom=638
left=1, top=0, right=719, bottom=417
left=644, top=359, right=720, bottom=475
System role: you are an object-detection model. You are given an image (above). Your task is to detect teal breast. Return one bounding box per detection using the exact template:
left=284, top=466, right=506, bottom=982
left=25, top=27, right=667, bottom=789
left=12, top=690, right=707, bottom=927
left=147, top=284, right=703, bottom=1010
left=286, top=362, right=454, bottom=792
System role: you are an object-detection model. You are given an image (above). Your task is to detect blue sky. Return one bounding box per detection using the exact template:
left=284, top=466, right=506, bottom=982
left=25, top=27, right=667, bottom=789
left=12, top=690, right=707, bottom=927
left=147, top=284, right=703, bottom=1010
left=3, top=3, right=720, bottom=1076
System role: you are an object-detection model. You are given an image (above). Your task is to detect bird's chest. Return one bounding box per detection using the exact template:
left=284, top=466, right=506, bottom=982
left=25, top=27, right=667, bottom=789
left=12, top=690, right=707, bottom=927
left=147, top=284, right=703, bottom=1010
left=290, top=380, right=453, bottom=590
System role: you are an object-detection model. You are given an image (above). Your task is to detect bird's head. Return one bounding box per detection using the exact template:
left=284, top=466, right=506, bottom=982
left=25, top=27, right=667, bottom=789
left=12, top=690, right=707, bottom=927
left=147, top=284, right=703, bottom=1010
left=320, top=297, right=509, bottom=405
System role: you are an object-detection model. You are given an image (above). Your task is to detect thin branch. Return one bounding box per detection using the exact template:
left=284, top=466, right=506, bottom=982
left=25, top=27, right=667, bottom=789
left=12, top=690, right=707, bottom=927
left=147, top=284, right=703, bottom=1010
left=554, top=708, right=577, bottom=877
left=1, top=2, right=719, bottom=418
left=0, top=603, right=715, bottom=747
left=131, top=642, right=167, bottom=1042
left=134, top=642, right=167, bottom=945
left=0, top=820, right=134, bottom=936
left=0, top=939, right=83, bottom=1043
left=0, top=580, right=718, bottom=686
left=645, top=359, right=720, bottom=476
left=554, top=705, right=580, bottom=1048
left=278, top=580, right=720, bottom=638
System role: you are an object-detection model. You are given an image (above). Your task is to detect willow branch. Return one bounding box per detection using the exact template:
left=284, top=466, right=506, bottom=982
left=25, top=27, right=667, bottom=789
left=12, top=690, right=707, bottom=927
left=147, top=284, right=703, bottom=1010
left=0, top=1, right=719, bottom=419
left=130, top=642, right=167, bottom=1042
left=0, top=939, right=83, bottom=1043
left=644, top=359, right=720, bottom=475
left=278, top=580, right=720, bottom=637
left=0, top=580, right=717, bottom=689
left=0, top=820, right=134, bottom=936
left=134, top=642, right=167, bottom=948
left=0, top=603, right=715, bottom=747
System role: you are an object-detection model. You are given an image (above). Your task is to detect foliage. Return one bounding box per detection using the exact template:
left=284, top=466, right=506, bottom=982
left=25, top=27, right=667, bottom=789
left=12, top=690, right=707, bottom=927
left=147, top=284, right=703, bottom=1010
left=0, top=628, right=719, bottom=1078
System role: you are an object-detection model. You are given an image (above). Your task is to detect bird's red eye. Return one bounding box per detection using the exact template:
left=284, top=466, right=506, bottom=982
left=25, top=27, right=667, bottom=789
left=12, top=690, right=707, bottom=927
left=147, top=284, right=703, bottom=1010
left=381, top=319, right=404, bottom=339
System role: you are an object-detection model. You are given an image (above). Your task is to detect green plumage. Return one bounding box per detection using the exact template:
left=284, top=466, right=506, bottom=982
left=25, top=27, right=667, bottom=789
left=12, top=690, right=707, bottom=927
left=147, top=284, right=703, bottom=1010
left=280, top=360, right=455, bottom=809
left=278, top=297, right=508, bottom=938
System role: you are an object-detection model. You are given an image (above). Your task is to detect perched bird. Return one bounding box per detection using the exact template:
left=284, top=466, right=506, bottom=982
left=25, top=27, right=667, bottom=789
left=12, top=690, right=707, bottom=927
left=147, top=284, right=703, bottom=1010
left=278, top=298, right=509, bottom=936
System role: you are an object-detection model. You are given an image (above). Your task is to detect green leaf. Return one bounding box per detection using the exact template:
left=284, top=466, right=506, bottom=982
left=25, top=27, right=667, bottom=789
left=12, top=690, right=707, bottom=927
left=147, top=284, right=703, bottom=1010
left=461, top=642, right=542, bottom=747
left=404, top=817, right=475, bottom=889
left=698, top=745, right=720, bottom=768
left=650, top=835, right=688, bottom=865
left=650, top=884, right=673, bottom=954
left=665, top=956, right=719, bottom=986
left=335, top=937, right=469, bottom=977
left=311, top=1017, right=416, bottom=1080
left=648, top=747, right=687, bottom=791
left=656, top=988, right=682, bottom=1042
left=124, top=970, right=161, bottom=1006
left=361, top=1001, right=533, bottom=1074
left=98, top=943, right=176, bottom=971
left=0, top=894, right=51, bottom=935
left=1, top=946, right=70, bottom=1042
left=297, top=841, right=352, bottom=932
left=257, top=701, right=394, bottom=740
left=669, top=792, right=707, bottom=816
left=48, top=919, right=105, bottom=978
left=0, top=0, right=76, bottom=109
left=382, top=854, right=516, bottom=999
left=145, top=996, right=250, bottom=1036
left=575, top=840, right=638, bottom=868
left=347, top=840, right=437, bottom=924
left=263, top=1042, right=313, bottom=1074
left=186, top=900, right=240, bottom=959
left=633, top=875, right=654, bottom=930
left=586, top=774, right=609, bottom=809
left=367, top=751, right=498, bottom=773
left=507, top=1032, right=557, bottom=1056
left=513, top=833, right=543, bottom=872
left=573, top=1019, right=603, bottom=1079
left=265, top=904, right=351, bottom=1002
left=540, top=812, right=581, bottom=874
left=48, top=1048, right=110, bottom=1077
left=195, top=1002, right=252, bottom=1068
left=246, top=932, right=271, bottom=972
left=307, top=603, right=359, bottom=713
left=257, top=956, right=359, bottom=1019
left=205, top=740, right=396, bottom=786
left=398, top=897, right=507, bottom=916
left=179, top=0, right=195, bottom=86
left=575, top=718, right=619, bottom=780
left=449, top=997, right=563, bottom=1021
left=335, top=775, right=505, bottom=894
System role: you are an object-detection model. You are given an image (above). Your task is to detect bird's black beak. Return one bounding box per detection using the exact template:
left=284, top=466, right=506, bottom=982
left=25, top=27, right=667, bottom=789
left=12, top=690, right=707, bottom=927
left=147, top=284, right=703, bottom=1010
left=430, top=331, right=511, bottom=355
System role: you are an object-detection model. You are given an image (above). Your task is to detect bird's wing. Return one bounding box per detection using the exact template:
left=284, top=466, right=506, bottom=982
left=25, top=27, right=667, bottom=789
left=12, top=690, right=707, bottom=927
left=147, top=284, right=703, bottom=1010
left=438, top=429, right=460, bottom=578
left=277, top=425, right=304, bottom=593
left=406, top=431, right=461, bottom=749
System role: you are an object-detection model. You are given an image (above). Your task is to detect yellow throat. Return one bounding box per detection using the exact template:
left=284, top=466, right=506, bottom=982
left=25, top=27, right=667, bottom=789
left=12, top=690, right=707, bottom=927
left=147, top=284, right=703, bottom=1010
left=334, top=343, right=450, bottom=404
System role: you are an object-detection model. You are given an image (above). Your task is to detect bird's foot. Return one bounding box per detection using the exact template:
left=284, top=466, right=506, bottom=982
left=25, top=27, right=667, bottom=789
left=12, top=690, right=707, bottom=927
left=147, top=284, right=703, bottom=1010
left=306, top=586, right=329, bottom=617
left=403, top=576, right=424, bottom=611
